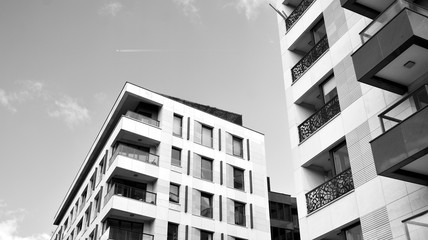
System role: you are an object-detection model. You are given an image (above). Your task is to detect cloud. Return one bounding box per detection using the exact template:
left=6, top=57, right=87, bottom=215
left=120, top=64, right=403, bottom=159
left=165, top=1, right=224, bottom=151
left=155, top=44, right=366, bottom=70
left=172, top=0, right=200, bottom=22
left=0, top=81, right=45, bottom=112
left=93, top=92, right=107, bottom=104
left=98, top=1, right=123, bottom=17
left=234, top=0, right=267, bottom=20
left=0, top=201, right=50, bottom=240
left=48, top=96, right=90, bottom=128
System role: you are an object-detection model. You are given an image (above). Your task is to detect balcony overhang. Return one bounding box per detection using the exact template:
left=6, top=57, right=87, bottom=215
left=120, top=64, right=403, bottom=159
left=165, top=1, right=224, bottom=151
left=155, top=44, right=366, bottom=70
left=370, top=106, right=428, bottom=185
left=352, top=8, right=428, bottom=95
left=340, top=0, right=394, bottom=19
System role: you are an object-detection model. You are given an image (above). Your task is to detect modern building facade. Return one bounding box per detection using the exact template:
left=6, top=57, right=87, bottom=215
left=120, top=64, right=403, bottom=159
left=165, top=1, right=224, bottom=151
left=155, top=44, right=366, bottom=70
left=274, top=0, right=428, bottom=239
left=50, top=83, right=271, bottom=240
left=268, top=178, right=300, bottom=240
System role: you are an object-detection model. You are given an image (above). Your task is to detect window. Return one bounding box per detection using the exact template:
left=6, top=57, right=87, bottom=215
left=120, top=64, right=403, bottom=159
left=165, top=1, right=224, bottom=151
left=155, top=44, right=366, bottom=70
left=320, top=74, right=337, bottom=103
left=331, top=142, right=350, bottom=175
left=269, top=201, right=291, bottom=221
left=234, top=201, right=245, bottom=226
left=169, top=183, right=180, bottom=203
left=310, top=18, right=326, bottom=45
left=233, top=168, right=244, bottom=190
left=73, top=201, right=79, bottom=220
left=194, top=121, right=213, bottom=148
left=200, top=192, right=213, bottom=218
left=93, top=191, right=102, bottom=219
left=344, top=223, right=363, bottom=240
left=88, top=227, right=97, bottom=240
left=173, top=114, right=183, bottom=137
left=171, top=147, right=181, bottom=166
left=167, top=222, right=179, bottom=240
left=226, top=133, right=243, bottom=158
left=84, top=204, right=92, bottom=227
left=69, top=209, right=74, bottom=224
left=97, top=156, right=106, bottom=184
left=270, top=227, right=295, bottom=240
left=200, top=230, right=213, bottom=240
left=64, top=218, right=69, bottom=230
left=89, top=171, right=97, bottom=195
left=80, top=188, right=87, bottom=212
left=232, top=136, right=243, bottom=157
left=201, top=157, right=213, bottom=181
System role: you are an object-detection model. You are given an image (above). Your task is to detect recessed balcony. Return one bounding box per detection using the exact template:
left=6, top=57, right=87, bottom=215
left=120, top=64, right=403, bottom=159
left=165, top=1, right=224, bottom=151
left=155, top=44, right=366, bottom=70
left=108, top=142, right=159, bottom=168
left=351, top=0, right=428, bottom=95
left=285, top=0, right=316, bottom=31
left=370, top=85, right=428, bottom=185
left=298, top=95, right=341, bottom=142
left=291, top=35, right=329, bottom=83
left=306, top=168, right=354, bottom=214
left=101, top=227, right=154, bottom=240
left=125, top=111, right=160, bottom=128
left=340, top=0, right=395, bottom=19
left=104, top=182, right=157, bottom=206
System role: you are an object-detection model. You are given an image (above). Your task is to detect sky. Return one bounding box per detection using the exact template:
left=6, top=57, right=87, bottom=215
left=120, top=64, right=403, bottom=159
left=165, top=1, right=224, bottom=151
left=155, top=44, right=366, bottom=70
left=0, top=0, right=292, bottom=238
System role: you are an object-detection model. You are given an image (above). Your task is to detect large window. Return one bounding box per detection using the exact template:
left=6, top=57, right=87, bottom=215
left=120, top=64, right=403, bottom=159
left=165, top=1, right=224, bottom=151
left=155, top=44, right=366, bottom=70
left=201, top=192, right=213, bottom=218
left=194, top=121, right=213, bottom=148
left=234, top=201, right=246, bottom=226
left=233, top=168, right=244, bottom=190
left=171, top=147, right=181, bottom=166
left=226, top=133, right=243, bottom=157
left=201, top=157, right=213, bottom=181
left=173, top=114, right=183, bottom=137
left=167, top=223, right=179, bottom=240
left=320, top=74, right=337, bottom=103
left=270, top=227, right=296, bottom=240
left=269, top=201, right=291, bottom=221
left=200, top=230, right=213, bottom=240
left=169, top=183, right=180, bottom=203
left=344, top=223, right=363, bottom=240
left=331, top=142, right=350, bottom=175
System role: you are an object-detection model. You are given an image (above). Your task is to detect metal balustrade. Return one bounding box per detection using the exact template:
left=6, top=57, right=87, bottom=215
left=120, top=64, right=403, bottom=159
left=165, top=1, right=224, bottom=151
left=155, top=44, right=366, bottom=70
left=298, top=95, right=340, bottom=142
left=104, top=183, right=157, bottom=206
left=285, top=0, right=316, bottom=30
left=305, top=168, right=354, bottom=214
left=108, top=227, right=154, bottom=240
left=125, top=111, right=160, bottom=127
left=291, top=35, right=329, bottom=82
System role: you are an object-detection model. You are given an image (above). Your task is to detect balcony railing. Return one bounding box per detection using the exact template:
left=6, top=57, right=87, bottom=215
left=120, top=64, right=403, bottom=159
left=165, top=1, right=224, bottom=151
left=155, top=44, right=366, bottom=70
left=291, top=35, right=329, bottom=83
left=285, top=0, right=316, bottom=30
left=298, top=95, right=340, bottom=142
left=360, top=0, right=428, bottom=43
left=379, top=85, right=428, bottom=132
left=125, top=111, right=160, bottom=128
left=108, top=227, right=154, bottom=240
left=104, top=183, right=157, bottom=206
left=306, top=168, right=354, bottom=214
left=108, top=143, right=159, bottom=168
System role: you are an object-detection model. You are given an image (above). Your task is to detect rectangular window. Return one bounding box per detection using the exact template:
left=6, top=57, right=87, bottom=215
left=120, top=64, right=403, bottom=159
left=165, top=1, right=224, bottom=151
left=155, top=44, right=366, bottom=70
left=173, top=114, right=183, bottom=137
left=167, top=222, right=179, bottom=240
left=234, top=201, right=245, bottom=226
left=80, top=188, right=87, bottom=212
left=89, top=171, right=97, bottom=195
left=201, top=192, right=213, bottom=218
left=76, top=219, right=82, bottom=234
left=169, top=183, right=180, bottom=203
left=69, top=210, right=74, bottom=224
left=321, top=74, right=337, bottom=103
left=171, top=147, right=181, bottom=166
left=233, top=168, right=244, bottom=190
left=331, top=142, right=350, bottom=175
left=88, top=227, right=97, bottom=240
left=232, top=136, right=243, bottom=157
left=345, top=223, right=363, bottom=240
left=93, top=190, right=102, bottom=220
left=85, top=203, right=92, bottom=227
left=201, top=157, right=213, bottom=181
left=64, top=218, right=68, bottom=230
left=194, top=121, right=213, bottom=148
left=200, top=230, right=213, bottom=240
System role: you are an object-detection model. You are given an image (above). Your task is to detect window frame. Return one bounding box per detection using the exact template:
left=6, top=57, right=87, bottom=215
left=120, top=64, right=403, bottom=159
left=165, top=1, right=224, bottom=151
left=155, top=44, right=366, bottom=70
left=200, top=230, right=213, bottom=240
left=167, top=222, right=179, bottom=240
left=173, top=114, right=183, bottom=137
left=171, top=147, right=182, bottom=167
left=169, top=183, right=180, bottom=203
left=201, top=157, right=213, bottom=182
left=233, top=167, right=245, bottom=190
left=234, top=201, right=246, bottom=226
left=200, top=192, right=213, bottom=218
left=232, top=135, right=244, bottom=158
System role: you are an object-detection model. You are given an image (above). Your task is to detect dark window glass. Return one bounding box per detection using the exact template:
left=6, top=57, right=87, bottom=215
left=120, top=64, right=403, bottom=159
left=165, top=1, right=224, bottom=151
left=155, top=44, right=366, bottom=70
left=233, top=168, right=244, bottom=190
left=201, top=158, right=213, bottom=181
left=234, top=201, right=245, bottom=226
left=232, top=136, right=243, bottom=157
left=171, top=147, right=181, bottom=166
left=200, top=230, right=212, bottom=240
left=173, top=115, right=182, bottom=137
left=167, top=223, right=179, bottom=240
left=332, top=143, right=350, bottom=175
left=201, top=193, right=213, bottom=218
left=169, top=184, right=180, bottom=203
left=202, top=125, right=213, bottom=147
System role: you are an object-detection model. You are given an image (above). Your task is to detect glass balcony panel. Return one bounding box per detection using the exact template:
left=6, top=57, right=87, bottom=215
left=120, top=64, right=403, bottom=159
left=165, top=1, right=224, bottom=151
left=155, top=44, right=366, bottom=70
left=109, top=143, right=159, bottom=168
left=125, top=111, right=160, bottom=127
left=298, top=95, right=341, bottom=142
left=104, top=183, right=157, bottom=206
left=108, top=227, right=154, bottom=240
left=305, top=168, right=354, bottom=214
left=291, top=35, right=329, bottom=82
left=285, top=0, right=316, bottom=30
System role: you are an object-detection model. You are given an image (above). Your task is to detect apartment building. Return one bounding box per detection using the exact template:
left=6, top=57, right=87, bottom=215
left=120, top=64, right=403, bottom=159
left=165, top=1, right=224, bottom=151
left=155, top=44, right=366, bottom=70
left=50, top=83, right=271, bottom=240
left=274, top=0, right=428, bottom=239
left=267, top=178, right=300, bottom=240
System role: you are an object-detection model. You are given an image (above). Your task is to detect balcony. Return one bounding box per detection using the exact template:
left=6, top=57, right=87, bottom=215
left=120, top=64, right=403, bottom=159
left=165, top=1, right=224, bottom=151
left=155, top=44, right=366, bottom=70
left=291, top=35, right=329, bottom=83
left=104, top=227, right=154, bottom=240
left=306, top=168, right=354, bottom=214
left=351, top=0, right=428, bottom=95
left=125, top=111, right=160, bottom=128
left=298, top=95, right=341, bottom=142
left=340, top=0, right=395, bottom=19
left=370, top=85, right=428, bottom=185
left=285, top=0, right=316, bottom=31
left=104, top=183, right=157, bottom=206
left=108, top=143, right=159, bottom=168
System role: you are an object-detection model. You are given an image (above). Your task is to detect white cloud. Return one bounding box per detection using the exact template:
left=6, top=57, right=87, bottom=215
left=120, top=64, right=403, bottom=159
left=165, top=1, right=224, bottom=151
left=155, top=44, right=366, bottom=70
left=98, top=1, right=123, bottom=17
left=48, top=96, right=90, bottom=128
left=0, top=201, right=49, bottom=240
left=234, top=0, right=268, bottom=20
left=0, top=81, right=44, bottom=112
left=172, top=0, right=200, bottom=22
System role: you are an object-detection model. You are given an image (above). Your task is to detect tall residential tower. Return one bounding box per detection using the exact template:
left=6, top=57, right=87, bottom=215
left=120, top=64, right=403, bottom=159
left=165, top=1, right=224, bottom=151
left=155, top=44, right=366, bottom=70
left=275, top=0, right=428, bottom=239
